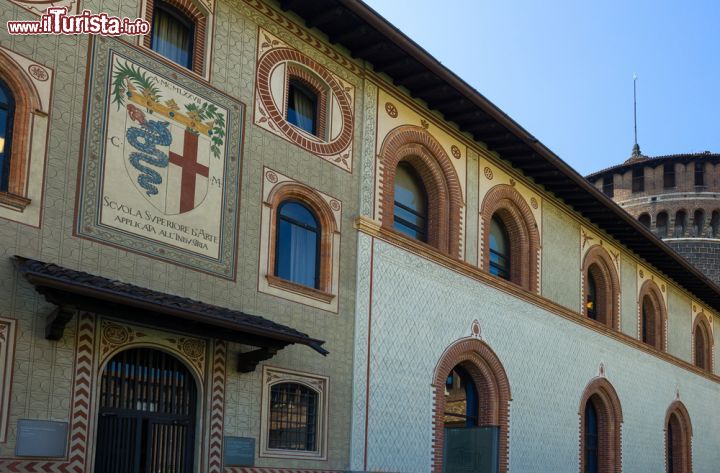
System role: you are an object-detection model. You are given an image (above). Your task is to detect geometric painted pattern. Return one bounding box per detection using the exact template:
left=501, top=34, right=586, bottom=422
left=0, top=312, right=96, bottom=473
left=209, top=340, right=227, bottom=473
left=0, top=314, right=228, bottom=473
left=0, top=317, right=16, bottom=443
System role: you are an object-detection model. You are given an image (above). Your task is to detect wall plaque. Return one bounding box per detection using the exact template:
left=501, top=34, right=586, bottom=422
left=15, top=419, right=68, bottom=457
left=76, top=37, right=244, bottom=279
left=223, top=436, right=255, bottom=466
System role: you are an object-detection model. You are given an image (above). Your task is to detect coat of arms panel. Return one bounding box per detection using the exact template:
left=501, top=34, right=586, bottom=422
left=76, top=37, right=243, bottom=279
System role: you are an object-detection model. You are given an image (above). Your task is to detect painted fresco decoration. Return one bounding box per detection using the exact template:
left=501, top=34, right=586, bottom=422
left=7, top=0, right=79, bottom=16
left=76, top=38, right=244, bottom=279
left=254, top=28, right=355, bottom=171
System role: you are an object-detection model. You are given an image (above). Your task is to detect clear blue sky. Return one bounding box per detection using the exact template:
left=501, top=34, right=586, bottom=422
left=363, top=0, right=720, bottom=175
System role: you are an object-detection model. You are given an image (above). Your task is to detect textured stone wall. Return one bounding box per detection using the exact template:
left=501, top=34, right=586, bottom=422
left=352, top=239, right=720, bottom=473
left=0, top=0, right=363, bottom=467
left=666, top=240, right=720, bottom=285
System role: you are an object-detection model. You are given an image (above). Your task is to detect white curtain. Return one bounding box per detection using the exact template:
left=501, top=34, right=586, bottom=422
left=153, top=7, right=192, bottom=68
left=291, top=87, right=315, bottom=133
left=287, top=224, right=317, bottom=287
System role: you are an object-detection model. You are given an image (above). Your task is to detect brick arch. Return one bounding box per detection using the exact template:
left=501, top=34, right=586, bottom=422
left=286, top=63, right=329, bottom=140
left=638, top=279, right=667, bottom=351
left=692, top=314, right=713, bottom=372
left=379, top=125, right=463, bottom=257
left=143, top=0, right=208, bottom=75
left=266, top=181, right=338, bottom=292
left=674, top=209, right=689, bottom=237
left=665, top=400, right=692, bottom=473
left=481, top=184, right=539, bottom=293
left=581, top=245, right=621, bottom=330
left=578, top=377, right=623, bottom=473
left=432, top=338, right=511, bottom=473
left=0, top=50, right=41, bottom=197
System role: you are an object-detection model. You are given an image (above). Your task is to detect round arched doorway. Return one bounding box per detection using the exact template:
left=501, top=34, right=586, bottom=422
left=434, top=339, right=511, bottom=473
left=94, top=347, right=198, bottom=473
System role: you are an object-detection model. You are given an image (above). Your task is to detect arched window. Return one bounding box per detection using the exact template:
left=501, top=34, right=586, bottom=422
left=674, top=210, right=687, bottom=237
left=488, top=216, right=510, bottom=280
left=656, top=211, right=669, bottom=238
left=586, top=270, right=598, bottom=320
left=639, top=280, right=666, bottom=351
left=582, top=247, right=620, bottom=329
left=393, top=162, right=428, bottom=242
left=584, top=401, right=599, bottom=473
left=268, top=382, right=319, bottom=451
left=0, top=78, right=14, bottom=192
left=693, top=316, right=712, bottom=372
left=379, top=126, right=463, bottom=256
left=444, top=365, right=478, bottom=428
left=275, top=200, right=320, bottom=289
left=434, top=338, right=511, bottom=473
left=579, top=378, right=623, bottom=473
left=151, top=0, right=195, bottom=69
left=665, top=401, right=692, bottom=473
left=287, top=79, right=319, bottom=136
left=693, top=209, right=705, bottom=237
left=642, top=296, right=657, bottom=346
left=639, top=213, right=651, bottom=228
left=481, top=185, right=540, bottom=292
left=711, top=210, right=720, bottom=237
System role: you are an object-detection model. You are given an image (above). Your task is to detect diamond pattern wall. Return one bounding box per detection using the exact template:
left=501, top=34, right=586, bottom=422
left=352, top=239, right=720, bottom=473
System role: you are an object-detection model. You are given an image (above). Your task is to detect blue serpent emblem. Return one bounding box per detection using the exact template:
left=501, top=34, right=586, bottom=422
left=126, top=119, right=173, bottom=196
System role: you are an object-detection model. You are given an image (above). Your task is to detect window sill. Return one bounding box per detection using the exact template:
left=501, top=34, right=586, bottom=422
left=0, top=192, right=31, bottom=212
left=260, top=447, right=325, bottom=460
left=266, top=275, right=335, bottom=304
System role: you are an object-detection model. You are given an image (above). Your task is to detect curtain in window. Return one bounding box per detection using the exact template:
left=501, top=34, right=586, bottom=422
left=293, top=89, right=314, bottom=133
left=0, top=79, right=14, bottom=192
left=152, top=5, right=193, bottom=69
left=276, top=201, right=319, bottom=288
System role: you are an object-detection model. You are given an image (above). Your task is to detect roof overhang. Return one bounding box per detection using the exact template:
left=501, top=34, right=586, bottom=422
left=279, top=0, right=720, bottom=310
left=15, top=257, right=328, bottom=372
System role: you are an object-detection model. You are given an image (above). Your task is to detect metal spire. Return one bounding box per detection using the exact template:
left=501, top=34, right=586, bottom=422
left=631, top=73, right=641, bottom=158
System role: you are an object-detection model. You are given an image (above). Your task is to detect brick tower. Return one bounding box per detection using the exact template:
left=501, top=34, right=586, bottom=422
left=587, top=147, right=720, bottom=284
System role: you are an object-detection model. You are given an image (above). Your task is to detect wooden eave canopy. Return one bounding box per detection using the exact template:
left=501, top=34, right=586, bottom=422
left=15, top=257, right=328, bottom=372
left=279, top=0, right=720, bottom=311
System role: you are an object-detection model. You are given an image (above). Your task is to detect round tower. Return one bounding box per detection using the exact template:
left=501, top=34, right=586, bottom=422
left=587, top=149, right=720, bottom=285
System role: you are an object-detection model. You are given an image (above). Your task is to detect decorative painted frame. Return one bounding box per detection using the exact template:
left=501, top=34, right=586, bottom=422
left=0, top=313, right=228, bottom=473
left=0, top=47, right=53, bottom=226
left=258, top=167, right=342, bottom=312
left=0, top=318, right=16, bottom=443
left=5, top=0, right=79, bottom=16
left=138, top=0, right=216, bottom=78
left=75, top=37, right=244, bottom=280
left=259, top=366, right=329, bottom=461
left=254, top=29, right=355, bottom=172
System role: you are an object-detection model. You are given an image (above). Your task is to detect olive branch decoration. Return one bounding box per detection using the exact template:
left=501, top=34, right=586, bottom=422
left=111, top=62, right=160, bottom=109
left=110, top=60, right=227, bottom=160
left=185, top=102, right=226, bottom=159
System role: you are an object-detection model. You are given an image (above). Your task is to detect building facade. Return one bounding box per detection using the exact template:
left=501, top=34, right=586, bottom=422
left=588, top=151, right=720, bottom=285
left=0, top=1, right=718, bottom=473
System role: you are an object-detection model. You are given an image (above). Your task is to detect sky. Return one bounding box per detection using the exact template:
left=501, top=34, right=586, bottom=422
left=362, top=0, right=720, bottom=176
